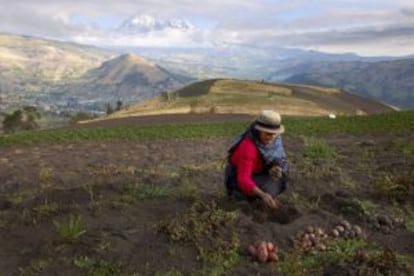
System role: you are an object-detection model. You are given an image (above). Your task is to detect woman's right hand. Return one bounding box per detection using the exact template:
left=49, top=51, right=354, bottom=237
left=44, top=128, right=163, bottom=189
left=261, top=193, right=277, bottom=209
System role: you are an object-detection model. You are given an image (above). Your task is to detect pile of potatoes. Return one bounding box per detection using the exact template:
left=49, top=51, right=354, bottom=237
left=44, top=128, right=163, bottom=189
left=294, top=225, right=330, bottom=252
left=331, top=220, right=364, bottom=239
left=247, top=241, right=279, bottom=263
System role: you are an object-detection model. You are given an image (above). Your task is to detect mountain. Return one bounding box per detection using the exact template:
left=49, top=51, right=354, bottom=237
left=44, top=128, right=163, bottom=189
left=51, top=53, right=192, bottom=106
left=274, top=59, right=414, bottom=109
left=124, top=46, right=404, bottom=81
left=116, top=14, right=193, bottom=34
left=0, top=32, right=113, bottom=95
left=0, top=33, right=193, bottom=114
left=103, top=78, right=394, bottom=120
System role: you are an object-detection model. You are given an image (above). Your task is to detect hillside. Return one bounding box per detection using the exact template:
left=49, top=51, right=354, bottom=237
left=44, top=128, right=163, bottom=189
left=52, top=53, right=193, bottom=105
left=0, top=33, right=193, bottom=114
left=269, top=59, right=414, bottom=109
left=103, top=78, right=394, bottom=120
left=0, top=32, right=113, bottom=94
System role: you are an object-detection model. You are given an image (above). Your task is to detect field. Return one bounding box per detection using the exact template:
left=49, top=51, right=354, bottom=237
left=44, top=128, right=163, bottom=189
left=106, top=79, right=394, bottom=120
left=0, top=111, right=413, bottom=275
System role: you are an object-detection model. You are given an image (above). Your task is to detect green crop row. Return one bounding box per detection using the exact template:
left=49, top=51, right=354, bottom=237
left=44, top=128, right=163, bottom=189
left=0, top=110, right=413, bottom=146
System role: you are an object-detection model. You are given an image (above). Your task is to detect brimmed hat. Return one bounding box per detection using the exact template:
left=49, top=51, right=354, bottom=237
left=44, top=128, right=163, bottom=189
left=254, top=110, right=285, bottom=134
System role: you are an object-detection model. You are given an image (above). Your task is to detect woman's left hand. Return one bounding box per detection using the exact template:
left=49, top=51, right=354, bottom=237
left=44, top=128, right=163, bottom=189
left=270, top=165, right=282, bottom=179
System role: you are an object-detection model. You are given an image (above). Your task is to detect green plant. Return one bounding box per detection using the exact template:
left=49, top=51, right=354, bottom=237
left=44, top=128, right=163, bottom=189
left=338, top=168, right=356, bottom=190
left=353, top=199, right=377, bottom=217
left=7, top=189, right=34, bottom=205
left=54, top=215, right=86, bottom=242
left=120, top=183, right=170, bottom=204
left=18, top=258, right=53, bottom=275
left=33, top=198, right=59, bottom=216
left=1, top=110, right=413, bottom=146
left=303, top=137, right=337, bottom=159
left=405, top=208, right=414, bottom=233
left=374, top=173, right=407, bottom=202
left=39, top=166, right=54, bottom=188
left=198, top=232, right=240, bottom=275
left=159, top=200, right=240, bottom=274
left=2, top=106, right=41, bottom=133
left=279, top=238, right=367, bottom=275
left=74, top=256, right=121, bottom=276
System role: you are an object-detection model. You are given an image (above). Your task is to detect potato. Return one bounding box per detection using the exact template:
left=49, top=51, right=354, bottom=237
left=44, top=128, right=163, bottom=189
left=336, top=225, right=345, bottom=232
left=306, top=226, right=314, bottom=233
left=248, top=244, right=257, bottom=257
left=353, top=225, right=363, bottom=236
left=332, top=229, right=339, bottom=237
left=341, top=220, right=351, bottom=230
left=267, top=242, right=275, bottom=252
left=315, top=227, right=324, bottom=236
left=268, top=252, right=279, bottom=262
left=257, top=247, right=268, bottom=262
left=316, top=243, right=327, bottom=251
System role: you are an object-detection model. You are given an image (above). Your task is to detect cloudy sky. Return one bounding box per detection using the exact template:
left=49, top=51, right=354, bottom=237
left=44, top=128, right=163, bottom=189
left=1, top=0, right=414, bottom=56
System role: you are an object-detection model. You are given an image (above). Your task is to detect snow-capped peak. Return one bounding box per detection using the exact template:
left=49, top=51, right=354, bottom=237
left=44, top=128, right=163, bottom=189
left=117, top=14, right=193, bottom=33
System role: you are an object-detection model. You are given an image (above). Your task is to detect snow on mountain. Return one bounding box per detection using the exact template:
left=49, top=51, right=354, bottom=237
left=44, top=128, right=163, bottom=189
left=117, top=14, right=193, bottom=34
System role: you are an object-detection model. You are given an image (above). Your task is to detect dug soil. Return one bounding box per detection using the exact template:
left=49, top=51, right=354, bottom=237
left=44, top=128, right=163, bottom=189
left=0, top=115, right=413, bottom=275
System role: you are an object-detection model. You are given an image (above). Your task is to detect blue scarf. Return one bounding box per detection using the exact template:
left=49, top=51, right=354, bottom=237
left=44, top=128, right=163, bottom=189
left=228, top=124, right=287, bottom=171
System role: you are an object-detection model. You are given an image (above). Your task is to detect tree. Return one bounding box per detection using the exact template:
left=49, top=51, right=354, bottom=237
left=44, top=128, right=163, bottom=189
left=116, top=100, right=123, bottom=111
left=2, top=106, right=41, bottom=133
left=106, top=103, right=114, bottom=115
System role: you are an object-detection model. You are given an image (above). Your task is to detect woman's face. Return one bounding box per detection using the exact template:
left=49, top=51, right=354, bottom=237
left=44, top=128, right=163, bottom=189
left=258, top=131, right=278, bottom=145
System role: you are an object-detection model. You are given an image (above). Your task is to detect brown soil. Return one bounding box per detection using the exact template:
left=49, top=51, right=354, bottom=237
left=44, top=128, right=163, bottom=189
left=0, top=116, right=413, bottom=275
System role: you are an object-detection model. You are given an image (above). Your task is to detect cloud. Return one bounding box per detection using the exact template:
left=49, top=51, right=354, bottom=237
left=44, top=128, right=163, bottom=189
left=0, top=0, right=414, bottom=55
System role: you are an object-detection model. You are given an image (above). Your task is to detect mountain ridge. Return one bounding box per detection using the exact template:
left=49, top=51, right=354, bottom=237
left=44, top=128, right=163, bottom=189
left=277, top=58, right=414, bottom=109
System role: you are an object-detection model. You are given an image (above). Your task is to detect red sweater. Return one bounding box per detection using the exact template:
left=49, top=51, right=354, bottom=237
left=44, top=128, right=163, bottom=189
left=230, top=136, right=264, bottom=196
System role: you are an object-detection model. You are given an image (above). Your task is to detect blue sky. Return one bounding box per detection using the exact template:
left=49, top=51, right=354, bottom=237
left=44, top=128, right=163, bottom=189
left=0, top=0, right=413, bottom=56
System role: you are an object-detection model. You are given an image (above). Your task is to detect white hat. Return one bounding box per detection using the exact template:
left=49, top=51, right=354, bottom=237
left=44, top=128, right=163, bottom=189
left=254, top=110, right=285, bottom=134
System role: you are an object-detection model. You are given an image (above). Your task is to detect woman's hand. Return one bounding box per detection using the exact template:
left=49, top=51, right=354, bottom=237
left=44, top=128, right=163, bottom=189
left=262, top=193, right=280, bottom=209
left=269, top=165, right=283, bottom=179
left=253, top=187, right=281, bottom=210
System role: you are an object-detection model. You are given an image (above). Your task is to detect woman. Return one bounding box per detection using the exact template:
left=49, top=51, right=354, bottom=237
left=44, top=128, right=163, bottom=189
left=225, top=110, right=288, bottom=209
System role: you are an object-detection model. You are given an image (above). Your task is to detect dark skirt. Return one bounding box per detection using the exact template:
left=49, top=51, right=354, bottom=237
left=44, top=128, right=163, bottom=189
left=224, top=163, right=287, bottom=201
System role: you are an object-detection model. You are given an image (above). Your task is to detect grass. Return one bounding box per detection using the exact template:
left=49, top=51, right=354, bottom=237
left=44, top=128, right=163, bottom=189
left=351, top=198, right=378, bottom=217
left=54, top=214, right=87, bottom=242
left=405, top=208, right=414, bottom=233
left=39, top=166, right=54, bottom=189
left=279, top=238, right=367, bottom=275
left=33, top=198, right=60, bottom=216
left=0, top=110, right=413, bottom=146
left=73, top=255, right=121, bottom=276
left=119, top=183, right=171, bottom=203
left=374, top=173, right=408, bottom=202
left=302, top=137, right=337, bottom=159
left=159, top=200, right=240, bottom=274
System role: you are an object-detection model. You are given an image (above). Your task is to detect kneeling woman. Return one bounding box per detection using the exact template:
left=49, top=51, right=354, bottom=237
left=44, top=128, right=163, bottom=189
left=225, top=110, right=288, bottom=209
